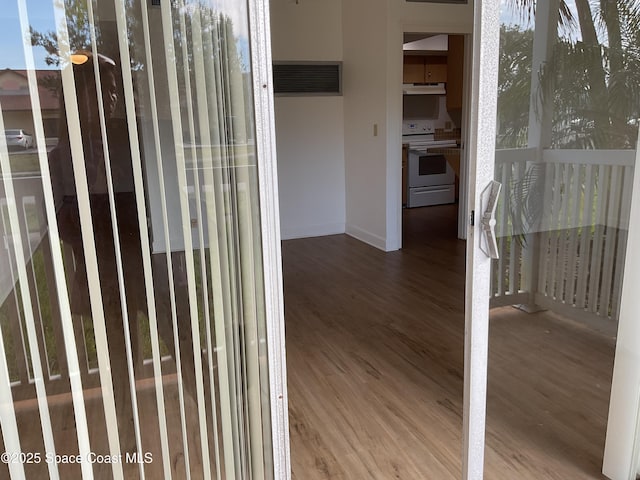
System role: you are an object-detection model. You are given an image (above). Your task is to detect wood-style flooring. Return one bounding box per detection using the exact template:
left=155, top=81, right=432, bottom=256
left=284, top=204, right=615, bottom=479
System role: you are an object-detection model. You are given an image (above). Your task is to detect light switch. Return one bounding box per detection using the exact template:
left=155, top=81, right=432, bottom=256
left=373, top=124, right=378, bottom=137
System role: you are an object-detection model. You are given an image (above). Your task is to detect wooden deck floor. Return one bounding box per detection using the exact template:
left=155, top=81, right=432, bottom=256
left=284, top=204, right=615, bottom=479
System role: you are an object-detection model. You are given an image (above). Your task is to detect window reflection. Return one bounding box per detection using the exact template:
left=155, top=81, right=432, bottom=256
left=0, top=0, right=271, bottom=478
left=488, top=0, right=639, bottom=477
left=497, top=0, right=640, bottom=150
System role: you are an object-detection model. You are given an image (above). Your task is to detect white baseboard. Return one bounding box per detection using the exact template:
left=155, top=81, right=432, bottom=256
left=281, top=222, right=345, bottom=240
left=345, top=224, right=386, bottom=251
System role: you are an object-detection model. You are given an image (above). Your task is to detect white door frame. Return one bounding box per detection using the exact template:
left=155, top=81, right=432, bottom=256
left=457, top=32, right=473, bottom=242
left=465, top=1, right=640, bottom=478
left=248, top=0, right=291, bottom=478
left=603, top=135, right=640, bottom=480
left=462, top=0, right=501, bottom=477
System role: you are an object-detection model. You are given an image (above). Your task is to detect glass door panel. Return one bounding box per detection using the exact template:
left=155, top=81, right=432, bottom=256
left=0, top=0, right=279, bottom=478
left=485, top=0, right=638, bottom=477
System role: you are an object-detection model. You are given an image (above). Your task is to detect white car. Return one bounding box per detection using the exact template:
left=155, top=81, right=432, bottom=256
left=5, top=129, right=35, bottom=150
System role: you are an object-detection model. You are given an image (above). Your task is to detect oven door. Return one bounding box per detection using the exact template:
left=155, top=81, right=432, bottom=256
left=408, top=150, right=455, bottom=188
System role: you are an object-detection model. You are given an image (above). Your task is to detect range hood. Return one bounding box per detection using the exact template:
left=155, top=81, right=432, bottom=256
left=402, top=83, right=446, bottom=95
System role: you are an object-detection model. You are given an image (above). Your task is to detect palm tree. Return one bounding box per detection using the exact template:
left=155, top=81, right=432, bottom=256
left=500, top=0, right=640, bottom=149
left=497, top=25, right=534, bottom=148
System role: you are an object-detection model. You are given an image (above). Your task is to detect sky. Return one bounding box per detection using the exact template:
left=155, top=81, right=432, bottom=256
left=499, top=0, right=588, bottom=44
left=0, top=0, right=58, bottom=70
left=1, top=0, right=595, bottom=73
left=0, top=0, right=251, bottom=71
left=499, top=0, right=534, bottom=29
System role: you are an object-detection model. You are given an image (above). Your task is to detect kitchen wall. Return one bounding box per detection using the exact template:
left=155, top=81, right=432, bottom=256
left=270, top=0, right=474, bottom=249
left=403, top=95, right=456, bottom=129
left=344, top=0, right=473, bottom=251
left=271, top=0, right=346, bottom=240
left=343, top=0, right=390, bottom=250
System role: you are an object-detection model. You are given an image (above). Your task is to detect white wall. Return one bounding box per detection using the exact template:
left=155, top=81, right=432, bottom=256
left=342, top=0, right=390, bottom=250
left=270, top=0, right=345, bottom=240
left=270, top=0, right=474, bottom=249
left=342, top=0, right=474, bottom=251
left=274, top=98, right=345, bottom=239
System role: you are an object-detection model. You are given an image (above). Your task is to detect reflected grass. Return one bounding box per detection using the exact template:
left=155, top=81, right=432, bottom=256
left=7, top=153, right=41, bottom=174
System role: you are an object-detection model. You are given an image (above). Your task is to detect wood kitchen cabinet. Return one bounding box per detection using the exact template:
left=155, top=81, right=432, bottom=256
left=403, top=55, right=447, bottom=84
left=446, top=35, right=464, bottom=111
left=403, top=56, right=425, bottom=84
left=425, top=58, right=447, bottom=83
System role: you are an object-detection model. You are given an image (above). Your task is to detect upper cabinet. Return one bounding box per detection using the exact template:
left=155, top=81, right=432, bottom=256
left=446, top=35, right=465, bottom=111
left=402, top=55, right=447, bottom=84
left=403, top=56, right=426, bottom=83
left=402, top=35, right=465, bottom=112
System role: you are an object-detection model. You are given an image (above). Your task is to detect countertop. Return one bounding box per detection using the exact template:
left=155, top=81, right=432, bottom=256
left=423, top=146, right=461, bottom=155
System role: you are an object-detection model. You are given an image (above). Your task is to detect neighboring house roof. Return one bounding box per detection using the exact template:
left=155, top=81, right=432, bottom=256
left=0, top=69, right=60, bottom=111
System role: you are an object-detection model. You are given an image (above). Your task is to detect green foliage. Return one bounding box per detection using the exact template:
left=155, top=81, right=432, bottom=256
left=503, top=0, right=577, bottom=32
left=0, top=242, right=60, bottom=382
left=544, top=37, right=640, bottom=148
left=508, top=163, right=546, bottom=246
left=500, top=0, right=640, bottom=150
left=30, top=0, right=93, bottom=67
left=497, top=26, right=534, bottom=148
left=0, top=292, right=21, bottom=382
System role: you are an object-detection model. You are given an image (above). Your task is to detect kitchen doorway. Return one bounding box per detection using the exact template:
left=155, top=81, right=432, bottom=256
left=401, top=32, right=471, bottom=247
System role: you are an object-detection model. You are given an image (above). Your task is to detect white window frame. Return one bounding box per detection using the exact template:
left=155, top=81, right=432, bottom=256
left=248, top=0, right=291, bottom=478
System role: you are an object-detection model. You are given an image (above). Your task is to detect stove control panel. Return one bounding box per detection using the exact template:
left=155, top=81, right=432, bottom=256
left=402, top=120, right=435, bottom=136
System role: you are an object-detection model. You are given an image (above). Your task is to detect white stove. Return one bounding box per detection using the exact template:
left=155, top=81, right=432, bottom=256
left=404, top=135, right=459, bottom=152
left=402, top=120, right=457, bottom=151
left=402, top=120, right=457, bottom=208
left=403, top=119, right=436, bottom=136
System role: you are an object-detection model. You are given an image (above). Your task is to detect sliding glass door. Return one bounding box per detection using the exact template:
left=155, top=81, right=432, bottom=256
left=0, top=0, right=287, bottom=478
left=464, top=0, right=640, bottom=478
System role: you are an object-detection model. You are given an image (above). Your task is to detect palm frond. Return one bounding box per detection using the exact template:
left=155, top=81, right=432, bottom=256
left=509, top=163, right=546, bottom=247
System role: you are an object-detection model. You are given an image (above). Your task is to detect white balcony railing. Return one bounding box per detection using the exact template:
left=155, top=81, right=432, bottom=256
left=491, top=148, right=636, bottom=335
left=1, top=148, right=636, bottom=396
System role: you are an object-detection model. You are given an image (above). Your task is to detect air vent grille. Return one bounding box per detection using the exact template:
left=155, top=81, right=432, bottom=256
left=273, top=62, right=342, bottom=96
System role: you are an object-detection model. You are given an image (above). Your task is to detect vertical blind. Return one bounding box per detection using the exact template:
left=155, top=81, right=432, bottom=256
left=0, top=0, right=272, bottom=478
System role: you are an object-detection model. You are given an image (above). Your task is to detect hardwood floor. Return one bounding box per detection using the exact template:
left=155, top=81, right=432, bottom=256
left=284, top=204, right=615, bottom=479
left=1, top=203, right=615, bottom=479
left=4, top=375, right=207, bottom=479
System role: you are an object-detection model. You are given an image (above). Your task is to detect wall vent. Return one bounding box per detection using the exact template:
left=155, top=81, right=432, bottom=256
left=273, top=62, right=342, bottom=96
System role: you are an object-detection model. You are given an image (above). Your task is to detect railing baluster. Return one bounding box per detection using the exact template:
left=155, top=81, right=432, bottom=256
left=588, top=165, right=610, bottom=313
left=22, top=198, right=47, bottom=383
left=565, top=164, right=583, bottom=306
left=557, top=163, right=573, bottom=303
left=600, top=165, right=622, bottom=318
left=537, top=162, right=555, bottom=298
left=548, top=163, right=564, bottom=299
left=40, top=233, right=67, bottom=381
left=575, top=164, right=594, bottom=309
left=509, top=160, right=525, bottom=294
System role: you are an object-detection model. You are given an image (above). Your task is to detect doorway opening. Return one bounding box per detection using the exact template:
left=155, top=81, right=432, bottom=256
left=400, top=33, right=469, bottom=248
